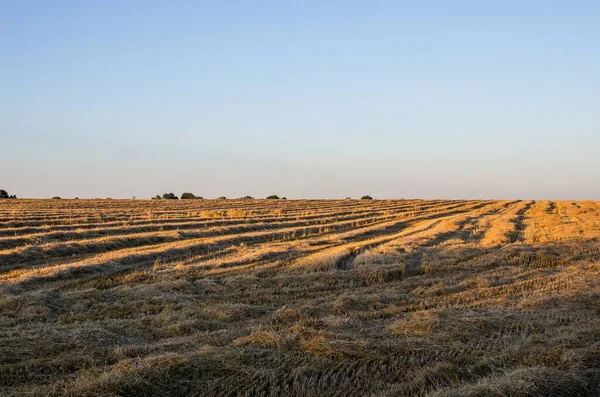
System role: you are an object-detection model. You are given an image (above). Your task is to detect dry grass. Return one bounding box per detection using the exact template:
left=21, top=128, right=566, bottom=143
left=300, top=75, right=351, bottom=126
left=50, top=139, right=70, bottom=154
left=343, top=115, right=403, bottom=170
left=0, top=198, right=599, bottom=396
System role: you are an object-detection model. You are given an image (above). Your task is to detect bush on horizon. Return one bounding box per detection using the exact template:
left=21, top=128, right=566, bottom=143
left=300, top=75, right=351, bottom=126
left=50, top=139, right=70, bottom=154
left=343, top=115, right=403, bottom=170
left=152, top=193, right=180, bottom=200
left=181, top=193, right=202, bottom=200
left=0, top=190, right=17, bottom=199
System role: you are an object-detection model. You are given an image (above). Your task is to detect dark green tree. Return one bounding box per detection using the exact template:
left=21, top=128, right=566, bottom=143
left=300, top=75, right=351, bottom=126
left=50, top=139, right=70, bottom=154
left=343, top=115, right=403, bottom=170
left=181, top=192, right=202, bottom=200
left=0, top=190, right=16, bottom=199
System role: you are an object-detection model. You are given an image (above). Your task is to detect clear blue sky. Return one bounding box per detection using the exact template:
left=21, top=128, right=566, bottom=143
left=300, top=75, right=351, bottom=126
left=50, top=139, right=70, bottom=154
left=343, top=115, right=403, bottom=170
left=2, top=1, right=599, bottom=199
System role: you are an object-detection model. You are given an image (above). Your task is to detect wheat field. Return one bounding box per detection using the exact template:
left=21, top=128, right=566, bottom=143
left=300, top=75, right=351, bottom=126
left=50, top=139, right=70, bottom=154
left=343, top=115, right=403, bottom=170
left=1, top=198, right=599, bottom=396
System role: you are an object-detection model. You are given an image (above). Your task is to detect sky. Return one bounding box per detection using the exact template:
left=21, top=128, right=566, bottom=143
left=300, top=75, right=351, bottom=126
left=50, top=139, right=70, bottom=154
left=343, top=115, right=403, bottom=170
left=1, top=1, right=599, bottom=200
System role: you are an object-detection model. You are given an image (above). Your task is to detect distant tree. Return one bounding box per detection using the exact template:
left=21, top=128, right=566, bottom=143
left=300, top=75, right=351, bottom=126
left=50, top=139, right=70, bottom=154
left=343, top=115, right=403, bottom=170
left=151, top=195, right=162, bottom=200
left=361, top=195, right=373, bottom=200
left=241, top=196, right=253, bottom=200
left=266, top=195, right=280, bottom=200
left=345, top=197, right=352, bottom=200
left=181, top=192, right=202, bottom=200
left=0, top=190, right=16, bottom=199
left=52, top=196, right=61, bottom=200
left=281, top=197, right=287, bottom=200
left=74, top=197, right=79, bottom=200
left=162, top=193, right=178, bottom=200
left=218, top=196, right=227, bottom=200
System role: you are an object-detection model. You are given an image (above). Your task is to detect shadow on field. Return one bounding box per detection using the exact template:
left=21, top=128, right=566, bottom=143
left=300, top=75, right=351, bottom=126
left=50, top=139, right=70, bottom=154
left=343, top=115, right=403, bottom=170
left=2, top=203, right=600, bottom=396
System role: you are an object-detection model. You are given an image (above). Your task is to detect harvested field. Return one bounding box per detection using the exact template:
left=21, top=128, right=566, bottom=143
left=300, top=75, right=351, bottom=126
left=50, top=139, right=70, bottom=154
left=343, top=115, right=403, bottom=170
left=1, top=198, right=600, bottom=396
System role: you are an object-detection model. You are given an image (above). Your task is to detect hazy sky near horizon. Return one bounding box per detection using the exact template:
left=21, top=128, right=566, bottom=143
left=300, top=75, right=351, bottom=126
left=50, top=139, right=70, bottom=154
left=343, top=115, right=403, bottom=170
left=2, top=1, right=599, bottom=199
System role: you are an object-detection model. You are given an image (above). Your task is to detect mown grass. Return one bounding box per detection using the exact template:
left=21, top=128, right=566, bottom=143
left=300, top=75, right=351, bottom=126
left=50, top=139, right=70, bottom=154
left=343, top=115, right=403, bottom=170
left=0, top=199, right=599, bottom=396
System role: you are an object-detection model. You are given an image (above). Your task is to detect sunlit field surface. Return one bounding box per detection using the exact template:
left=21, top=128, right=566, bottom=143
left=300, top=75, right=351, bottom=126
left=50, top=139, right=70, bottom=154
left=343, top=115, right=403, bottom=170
left=1, top=199, right=600, bottom=396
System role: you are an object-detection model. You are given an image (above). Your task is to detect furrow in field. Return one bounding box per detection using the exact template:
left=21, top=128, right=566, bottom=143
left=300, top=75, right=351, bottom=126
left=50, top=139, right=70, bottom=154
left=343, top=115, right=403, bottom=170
left=0, top=201, right=477, bottom=269
left=0, top=198, right=409, bottom=224
left=522, top=201, right=600, bottom=243
left=267, top=200, right=500, bottom=273
left=0, top=200, right=453, bottom=248
left=477, top=200, right=535, bottom=246
left=0, top=201, right=487, bottom=291
left=89, top=201, right=488, bottom=284
left=0, top=199, right=441, bottom=236
left=335, top=200, right=519, bottom=276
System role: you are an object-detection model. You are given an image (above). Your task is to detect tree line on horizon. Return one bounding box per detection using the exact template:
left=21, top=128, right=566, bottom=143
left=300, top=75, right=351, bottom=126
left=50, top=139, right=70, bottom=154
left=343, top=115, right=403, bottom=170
left=150, top=193, right=374, bottom=200
left=151, top=193, right=289, bottom=200
left=0, top=189, right=375, bottom=201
